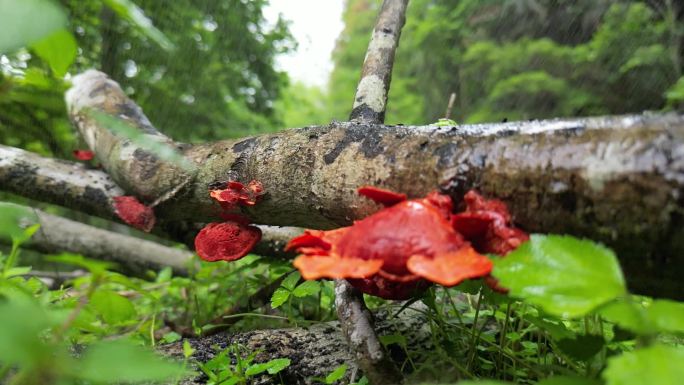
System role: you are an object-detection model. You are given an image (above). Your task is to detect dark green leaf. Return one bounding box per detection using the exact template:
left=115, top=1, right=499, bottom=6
left=0, top=0, right=66, bottom=53
left=603, top=344, right=684, bottom=385
left=493, top=235, right=626, bottom=318
left=556, top=335, right=605, bottom=361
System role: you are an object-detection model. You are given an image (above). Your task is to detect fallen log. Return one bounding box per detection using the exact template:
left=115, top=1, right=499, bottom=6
left=65, top=70, right=684, bottom=298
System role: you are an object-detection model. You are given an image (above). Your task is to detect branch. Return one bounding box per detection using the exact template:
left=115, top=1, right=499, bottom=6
left=3, top=205, right=194, bottom=277
left=334, top=1, right=409, bottom=383
left=0, top=144, right=300, bottom=259
left=349, top=0, right=409, bottom=123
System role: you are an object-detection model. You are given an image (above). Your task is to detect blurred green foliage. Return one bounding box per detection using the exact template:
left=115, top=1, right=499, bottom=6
left=328, top=0, right=684, bottom=124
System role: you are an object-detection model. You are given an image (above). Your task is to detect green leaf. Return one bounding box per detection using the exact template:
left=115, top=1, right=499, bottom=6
left=537, top=376, right=602, bottom=385
left=281, top=271, right=301, bottom=291
left=46, top=253, right=116, bottom=275
left=325, top=364, right=348, bottom=384
left=245, top=358, right=291, bottom=376
left=556, top=335, right=605, bottom=361
left=603, top=344, right=684, bottom=385
left=600, top=298, right=684, bottom=335
left=103, top=0, right=174, bottom=51
left=0, top=0, right=66, bottom=53
left=453, top=381, right=512, bottom=385
left=270, top=287, right=290, bottom=309
left=493, top=235, right=626, bottom=318
left=0, top=202, right=39, bottom=241
left=4, top=266, right=32, bottom=278
left=292, top=280, right=320, bottom=298
left=0, top=297, right=58, bottom=365
left=78, top=339, right=185, bottom=383
left=89, top=290, right=136, bottom=325
left=31, top=29, right=77, bottom=77
left=182, top=339, right=195, bottom=358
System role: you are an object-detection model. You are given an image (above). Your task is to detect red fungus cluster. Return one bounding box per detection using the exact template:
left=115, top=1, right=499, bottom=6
left=113, top=196, right=156, bottom=232
left=285, top=186, right=528, bottom=299
left=194, top=180, right=264, bottom=262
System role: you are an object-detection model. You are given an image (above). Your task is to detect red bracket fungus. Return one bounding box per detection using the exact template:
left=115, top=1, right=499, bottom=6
left=286, top=186, right=529, bottom=299
left=112, top=196, right=156, bottom=232
left=194, top=180, right=264, bottom=262
left=72, top=149, right=95, bottom=161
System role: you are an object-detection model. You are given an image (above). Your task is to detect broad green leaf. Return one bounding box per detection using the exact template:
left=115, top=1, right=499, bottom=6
left=325, top=364, right=347, bottom=384
left=31, top=29, right=77, bottom=77
left=78, top=339, right=185, bottom=382
left=270, top=287, right=290, bottom=309
left=292, top=280, right=320, bottom=298
left=603, top=344, right=684, bottom=385
left=103, top=0, right=174, bottom=51
left=537, top=376, right=602, bottom=385
left=89, top=110, right=195, bottom=171
left=47, top=253, right=116, bottom=275
left=556, top=335, right=604, bottom=361
left=0, top=202, right=39, bottom=241
left=454, top=381, right=512, bottom=385
left=0, top=297, right=57, bottom=365
left=89, top=290, right=136, bottom=325
left=245, top=358, right=291, bottom=376
left=600, top=298, right=684, bottom=335
left=493, top=235, right=626, bottom=318
left=523, top=314, right=574, bottom=340
left=0, top=0, right=66, bottom=53
left=281, top=271, right=301, bottom=291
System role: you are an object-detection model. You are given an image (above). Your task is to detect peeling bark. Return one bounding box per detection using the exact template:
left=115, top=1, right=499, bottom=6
left=63, top=70, right=684, bottom=298
left=159, top=305, right=431, bottom=385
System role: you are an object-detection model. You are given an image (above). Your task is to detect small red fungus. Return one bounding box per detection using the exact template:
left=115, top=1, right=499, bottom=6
left=194, top=221, right=262, bottom=262
left=73, top=149, right=95, bottom=161
left=113, top=196, right=156, bottom=232
left=209, top=179, right=265, bottom=210
left=195, top=179, right=266, bottom=263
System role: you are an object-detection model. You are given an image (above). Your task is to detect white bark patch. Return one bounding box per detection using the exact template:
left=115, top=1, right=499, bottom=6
left=369, top=29, right=396, bottom=51
left=353, top=75, right=386, bottom=112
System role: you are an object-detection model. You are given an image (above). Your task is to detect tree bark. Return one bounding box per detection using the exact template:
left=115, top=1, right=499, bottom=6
left=64, top=71, right=684, bottom=298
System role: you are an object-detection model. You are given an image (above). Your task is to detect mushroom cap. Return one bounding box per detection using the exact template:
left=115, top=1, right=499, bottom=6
left=113, top=196, right=156, bottom=232
left=195, top=221, right=262, bottom=262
